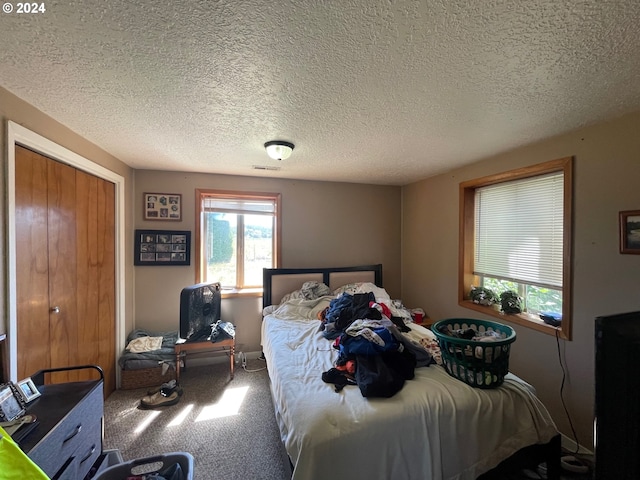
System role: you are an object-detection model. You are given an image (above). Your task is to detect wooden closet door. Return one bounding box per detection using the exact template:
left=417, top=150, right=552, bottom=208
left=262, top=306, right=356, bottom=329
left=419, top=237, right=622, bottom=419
left=15, top=147, right=50, bottom=379
left=15, top=146, right=116, bottom=393
left=75, top=167, right=116, bottom=393
left=47, top=156, right=79, bottom=383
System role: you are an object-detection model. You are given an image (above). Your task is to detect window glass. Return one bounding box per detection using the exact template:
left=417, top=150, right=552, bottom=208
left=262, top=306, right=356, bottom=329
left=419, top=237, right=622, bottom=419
left=480, top=276, right=562, bottom=316
left=197, top=190, right=280, bottom=291
left=204, top=212, right=237, bottom=286
left=243, top=214, right=274, bottom=287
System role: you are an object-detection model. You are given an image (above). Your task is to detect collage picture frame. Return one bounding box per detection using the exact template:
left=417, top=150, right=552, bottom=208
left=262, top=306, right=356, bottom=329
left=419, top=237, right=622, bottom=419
left=134, top=229, right=191, bottom=266
left=143, top=192, right=182, bottom=221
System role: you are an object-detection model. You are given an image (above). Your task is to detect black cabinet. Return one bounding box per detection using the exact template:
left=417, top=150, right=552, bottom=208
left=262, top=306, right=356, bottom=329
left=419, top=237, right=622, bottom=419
left=18, top=366, right=104, bottom=480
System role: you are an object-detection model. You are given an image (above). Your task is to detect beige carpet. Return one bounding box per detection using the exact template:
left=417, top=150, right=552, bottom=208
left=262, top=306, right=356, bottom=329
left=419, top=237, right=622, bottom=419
left=103, top=360, right=292, bottom=480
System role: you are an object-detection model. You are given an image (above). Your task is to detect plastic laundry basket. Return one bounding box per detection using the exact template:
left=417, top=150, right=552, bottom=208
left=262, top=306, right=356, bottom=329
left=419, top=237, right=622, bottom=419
left=432, top=318, right=516, bottom=389
left=95, top=452, right=194, bottom=480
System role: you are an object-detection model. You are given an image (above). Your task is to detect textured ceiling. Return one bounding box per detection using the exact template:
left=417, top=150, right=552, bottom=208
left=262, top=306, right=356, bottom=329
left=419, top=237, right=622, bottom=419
left=1, top=0, right=639, bottom=185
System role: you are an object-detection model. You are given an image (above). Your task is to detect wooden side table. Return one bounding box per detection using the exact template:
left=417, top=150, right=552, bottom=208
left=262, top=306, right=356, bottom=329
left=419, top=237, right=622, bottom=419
left=174, top=338, right=235, bottom=382
left=411, top=315, right=435, bottom=329
left=420, top=316, right=435, bottom=329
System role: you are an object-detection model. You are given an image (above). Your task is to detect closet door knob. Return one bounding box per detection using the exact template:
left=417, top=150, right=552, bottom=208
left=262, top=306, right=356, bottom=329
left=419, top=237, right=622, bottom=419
left=51, top=306, right=60, bottom=314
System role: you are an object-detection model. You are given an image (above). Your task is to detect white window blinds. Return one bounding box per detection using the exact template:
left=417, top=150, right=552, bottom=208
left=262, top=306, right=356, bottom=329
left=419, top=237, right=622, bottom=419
left=474, top=171, right=564, bottom=288
left=202, top=197, right=275, bottom=215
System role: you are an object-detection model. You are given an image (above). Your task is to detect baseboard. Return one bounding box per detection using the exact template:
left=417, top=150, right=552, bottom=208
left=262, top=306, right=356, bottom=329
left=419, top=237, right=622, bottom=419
left=561, top=433, right=593, bottom=456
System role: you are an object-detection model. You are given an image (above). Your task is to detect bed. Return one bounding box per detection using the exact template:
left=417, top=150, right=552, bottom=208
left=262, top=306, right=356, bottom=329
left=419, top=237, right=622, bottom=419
left=261, top=264, right=561, bottom=480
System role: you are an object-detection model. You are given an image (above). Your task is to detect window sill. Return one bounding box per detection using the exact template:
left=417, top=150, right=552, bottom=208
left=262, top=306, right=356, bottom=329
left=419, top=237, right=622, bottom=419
left=459, top=300, right=568, bottom=340
left=221, top=288, right=263, bottom=299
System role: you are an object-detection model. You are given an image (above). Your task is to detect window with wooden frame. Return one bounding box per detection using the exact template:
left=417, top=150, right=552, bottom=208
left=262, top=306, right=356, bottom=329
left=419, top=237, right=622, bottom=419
left=196, top=189, right=281, bottom=295
left=459, top=157, right=573, bottom=339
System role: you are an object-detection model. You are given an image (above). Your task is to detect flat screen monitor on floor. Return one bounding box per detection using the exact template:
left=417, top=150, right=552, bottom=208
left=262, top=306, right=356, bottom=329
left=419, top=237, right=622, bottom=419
left=594, top=310, right=640, bottom=479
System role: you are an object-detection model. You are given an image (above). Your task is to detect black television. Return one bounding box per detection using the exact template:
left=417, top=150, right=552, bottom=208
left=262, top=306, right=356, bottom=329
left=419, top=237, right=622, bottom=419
left=179, top=282, right=221, bottom=342
left=594, top=310, right=640, bottom=479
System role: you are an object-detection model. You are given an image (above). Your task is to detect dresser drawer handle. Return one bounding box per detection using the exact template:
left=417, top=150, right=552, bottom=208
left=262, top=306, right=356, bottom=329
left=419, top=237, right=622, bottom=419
left=63, top=424, right=82, bottom=443
left=80, top=444, right=97, bottom=463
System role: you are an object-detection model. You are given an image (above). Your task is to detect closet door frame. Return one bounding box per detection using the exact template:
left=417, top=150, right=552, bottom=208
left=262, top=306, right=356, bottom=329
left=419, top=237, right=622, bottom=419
left=6, top=121, right=126, bottom=384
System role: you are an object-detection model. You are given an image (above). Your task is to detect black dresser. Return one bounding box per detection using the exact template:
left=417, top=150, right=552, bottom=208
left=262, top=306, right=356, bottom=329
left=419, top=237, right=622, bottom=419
left=17, top=366, right=104, bottom=480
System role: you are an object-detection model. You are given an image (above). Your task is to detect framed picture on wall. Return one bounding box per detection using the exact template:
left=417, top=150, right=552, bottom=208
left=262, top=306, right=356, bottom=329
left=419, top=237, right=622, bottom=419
left=619, top=210, right=640, bottom=254
left=134, top=229, right=191, bottom=265
left=144, top=192, right=182, bottom=221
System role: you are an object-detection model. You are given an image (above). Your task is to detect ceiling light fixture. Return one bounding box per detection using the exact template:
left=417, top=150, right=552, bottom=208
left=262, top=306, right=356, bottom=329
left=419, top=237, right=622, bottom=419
left=264, top=140, right=294, bottom=161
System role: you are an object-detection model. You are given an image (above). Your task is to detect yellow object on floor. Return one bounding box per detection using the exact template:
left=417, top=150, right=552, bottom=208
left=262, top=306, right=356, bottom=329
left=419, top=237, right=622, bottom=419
left=0, top=426, right=49, bottom=479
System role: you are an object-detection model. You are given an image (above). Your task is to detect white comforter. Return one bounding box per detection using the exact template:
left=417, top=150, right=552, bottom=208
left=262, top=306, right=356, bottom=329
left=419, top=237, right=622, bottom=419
left=261, top=306, right=558, bottom=480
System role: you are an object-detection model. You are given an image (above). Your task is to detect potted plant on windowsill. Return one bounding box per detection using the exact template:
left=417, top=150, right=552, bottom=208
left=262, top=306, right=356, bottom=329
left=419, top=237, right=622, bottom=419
left=469, top=286, right=499, bottom=307
left=500, top=290, right=523, bottom=314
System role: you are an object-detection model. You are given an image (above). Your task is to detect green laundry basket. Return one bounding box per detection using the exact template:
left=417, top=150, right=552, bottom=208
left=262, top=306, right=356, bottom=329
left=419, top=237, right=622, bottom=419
left=432, top=318, right=516, bottom=389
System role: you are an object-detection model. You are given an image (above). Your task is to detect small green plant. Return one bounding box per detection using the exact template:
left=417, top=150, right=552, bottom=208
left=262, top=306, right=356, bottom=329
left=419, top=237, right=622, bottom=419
left=500, top=290, right=523, bottom=314
left=469, top=286, right=499, bottom=306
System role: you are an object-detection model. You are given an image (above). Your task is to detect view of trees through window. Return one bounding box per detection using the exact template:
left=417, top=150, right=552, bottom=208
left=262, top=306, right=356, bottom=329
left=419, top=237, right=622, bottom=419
left=481, top=276, right=562, bottom=315
left=205, top=212, right=273, bottom=288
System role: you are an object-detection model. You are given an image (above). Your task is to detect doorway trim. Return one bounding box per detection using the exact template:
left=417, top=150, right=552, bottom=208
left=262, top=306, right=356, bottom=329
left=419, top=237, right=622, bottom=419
left=6, top=120, right=126, bottom=383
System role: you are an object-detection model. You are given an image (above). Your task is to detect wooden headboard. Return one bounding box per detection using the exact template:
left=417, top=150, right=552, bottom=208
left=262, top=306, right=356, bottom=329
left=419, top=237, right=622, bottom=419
left=262, top=264, right=383, bottom=309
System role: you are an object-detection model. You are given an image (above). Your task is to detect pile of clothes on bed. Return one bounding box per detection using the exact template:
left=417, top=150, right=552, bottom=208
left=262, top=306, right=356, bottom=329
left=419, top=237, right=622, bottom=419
left=317, top=288, right=437, bottom=398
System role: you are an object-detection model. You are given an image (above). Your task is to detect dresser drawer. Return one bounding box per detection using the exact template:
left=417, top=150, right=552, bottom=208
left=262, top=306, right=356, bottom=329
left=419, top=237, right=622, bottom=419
left=74, top=436, right=102, bottom=479
left=28, top=383, right=103, bottom=476
left=52, top=427, right=102, bottom=480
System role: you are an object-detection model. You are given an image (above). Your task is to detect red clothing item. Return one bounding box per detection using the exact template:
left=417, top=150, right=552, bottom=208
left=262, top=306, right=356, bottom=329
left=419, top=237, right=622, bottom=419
left=370, top=301, right=392, bottom=319
left=335, top=359, right=356, bottom=375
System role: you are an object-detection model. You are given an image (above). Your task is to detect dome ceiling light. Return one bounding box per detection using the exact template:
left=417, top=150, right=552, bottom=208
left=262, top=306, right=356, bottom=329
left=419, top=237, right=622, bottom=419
left=264, top=140, right=295, bottom=161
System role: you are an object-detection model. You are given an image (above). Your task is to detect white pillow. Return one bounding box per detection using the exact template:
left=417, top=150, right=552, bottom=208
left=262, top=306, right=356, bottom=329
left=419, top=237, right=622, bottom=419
left=333, top=282, right=391, bottom=302
left=332, top=282, right=361, bottom=296
left=271, top=297, right=332, bottom=321
left=262, top=304, right=277, bottom=317
left=279, top=281, right=331, bottom=305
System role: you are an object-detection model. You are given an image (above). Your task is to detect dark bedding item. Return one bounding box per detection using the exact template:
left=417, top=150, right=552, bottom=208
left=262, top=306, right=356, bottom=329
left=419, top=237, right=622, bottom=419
left=321, top=292, right=381, bottom=339
left=355, top=350, right=415, bottom=398
left=119, top=329, right=179, bottom=370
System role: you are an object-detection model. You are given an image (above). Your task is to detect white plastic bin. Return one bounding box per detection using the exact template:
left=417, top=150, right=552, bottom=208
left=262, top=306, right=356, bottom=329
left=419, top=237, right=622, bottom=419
left=94, top=452, right=193, bottom=480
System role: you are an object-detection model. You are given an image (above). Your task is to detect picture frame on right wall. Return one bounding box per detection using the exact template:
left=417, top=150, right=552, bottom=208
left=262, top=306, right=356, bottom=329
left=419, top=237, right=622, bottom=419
left=619, top=210, right=640, bottom=254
